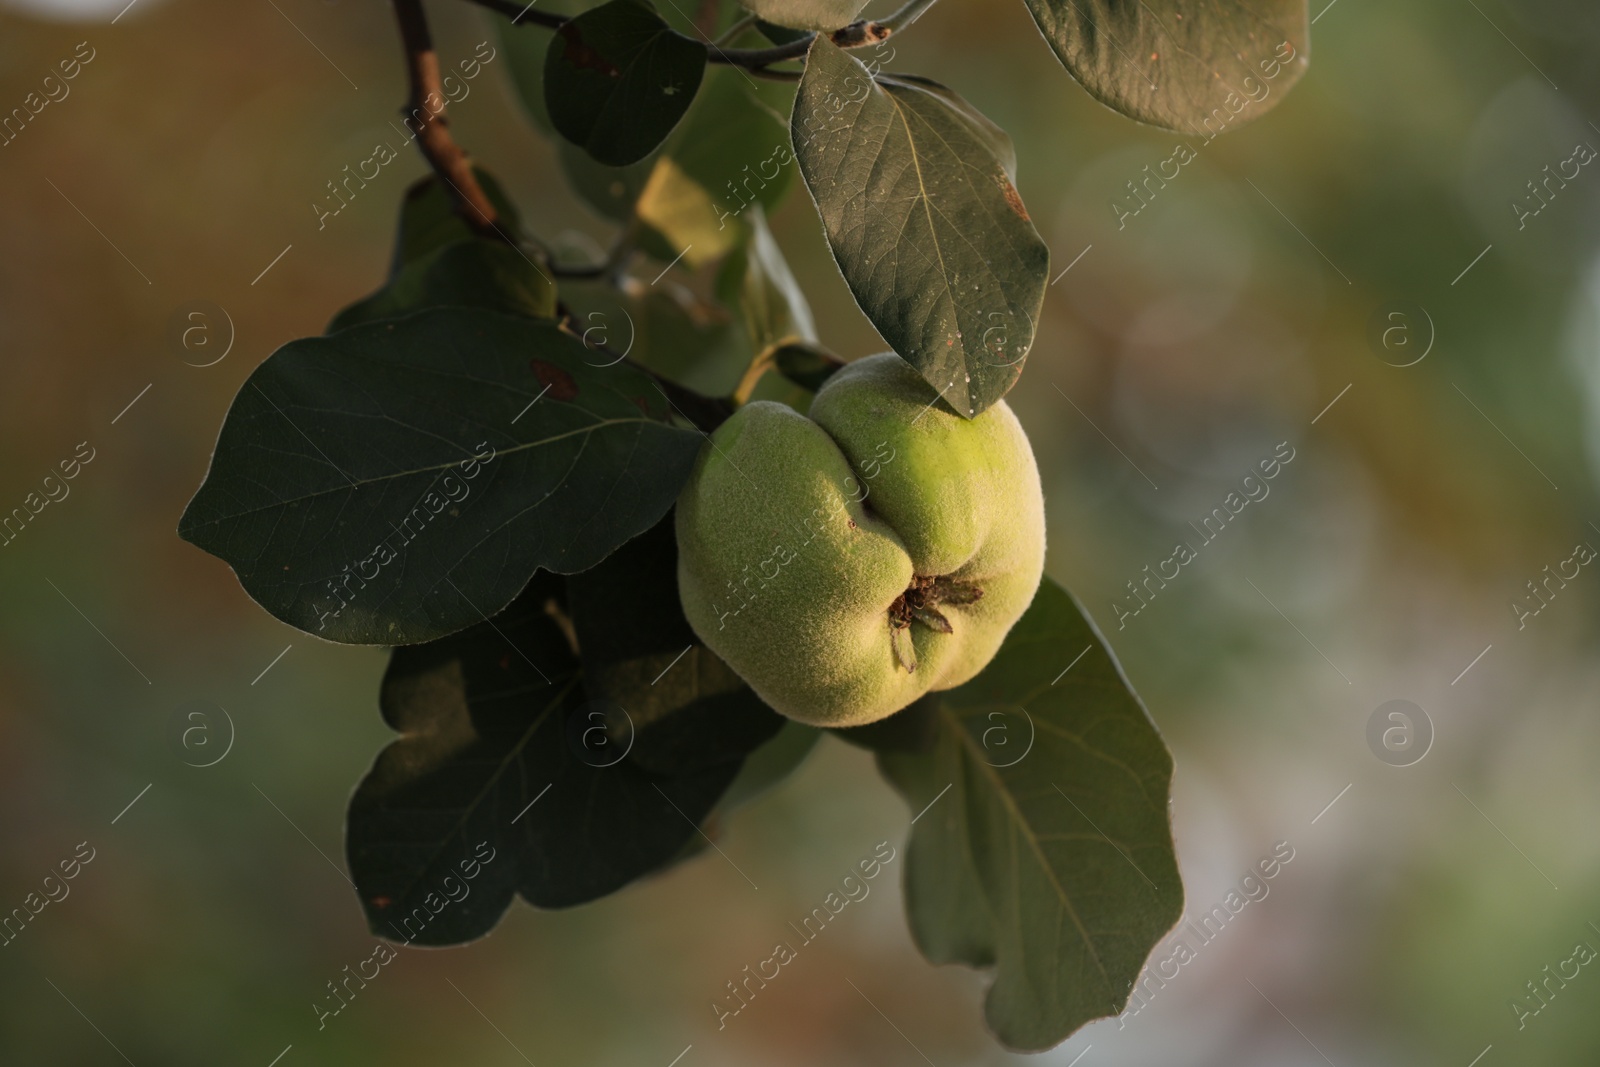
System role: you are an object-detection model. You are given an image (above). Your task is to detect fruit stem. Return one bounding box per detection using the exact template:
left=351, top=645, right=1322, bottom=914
left=731, top=346, right=778, bottom=407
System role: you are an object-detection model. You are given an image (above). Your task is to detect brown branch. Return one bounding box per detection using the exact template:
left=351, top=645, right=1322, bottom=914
left=390, top=4, right=731, bottom=427
left=391, top=0, right=517, bottom=245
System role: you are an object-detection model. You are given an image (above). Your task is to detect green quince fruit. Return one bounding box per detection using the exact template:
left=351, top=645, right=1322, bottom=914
left=675, top=353, right=1046, bottom=727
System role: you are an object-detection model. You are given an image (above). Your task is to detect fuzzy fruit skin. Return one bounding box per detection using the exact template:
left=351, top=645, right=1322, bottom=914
left=675, top=353, right=1046, bottom=727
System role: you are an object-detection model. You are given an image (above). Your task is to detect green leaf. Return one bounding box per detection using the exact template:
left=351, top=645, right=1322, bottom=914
left=329, top=239, right=556, bottom=332
left=877, top=577, right=1183, bottom=1050
left=653, top=719, right=822, bottom=875
left=737, top=0, right=866, bottom=31
left=565, top=512, right=785, bottom=775
left=346, top=572, right=746, bottom=944
left=390, top=170, right=524, bottom=276
left=714, top=206, right=816, bottom=351
left=636, top=65, right=797, bottom=268
left=545, top=0, right=708, bottom=166
left=1020, top=0, right=1308, bottom=133
left=529, top=34, right=796, bottom=254
left=178, top=308, right=703, bottom=646
left=792, top=40, right=1049, bottom=417
left=771, top=339, right=846, bottom=392
left=494, top=0, right=743, bottom=135
left=492, top=0, right=602, bottom=134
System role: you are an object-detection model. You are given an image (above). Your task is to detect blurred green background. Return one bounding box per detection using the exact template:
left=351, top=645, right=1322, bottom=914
left=3, top=0, right=1600, bottom=1063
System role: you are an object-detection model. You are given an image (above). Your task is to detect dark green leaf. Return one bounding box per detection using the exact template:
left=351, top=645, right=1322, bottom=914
left=565, top=512, right=785, bottom=775
left=179, top=308, right=702, bottom=645
left=346, top=573, right=745, bottom=943
left=771, top=339, right=846, bottom=392
left=662, top=720, right=821, bottom=877
left=390, top=170, right=524, bottom=276
left=545, top=0, right=707, bottom=166
left=650, top=720, right=822, bottom=875
left=494, top=0, right=741, bottom=135
left=737, top=0, right=866, bottom=31
left=329, top=239, right=556, bottom=332
left=877, top=577, right=1182, bottom=1050
left=492, top=0, right=602, bottom=134
left=1020, top=0, right=1308, bottom=133
left=793, top=40, right=1050, bottom=417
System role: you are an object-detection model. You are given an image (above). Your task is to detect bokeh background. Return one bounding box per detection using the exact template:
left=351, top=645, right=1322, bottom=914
left=3, top=0, right=1600, bottom=1063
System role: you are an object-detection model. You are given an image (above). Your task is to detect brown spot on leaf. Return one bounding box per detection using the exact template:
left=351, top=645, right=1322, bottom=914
left=631, top=396, right=652, bottom=417
left=556, top=23, right=620, bottom=77
left=997, top=172, right=1029, bottom=221
left=371, top=896, right=392, bottom=909
left=531, top=359, right=579, bottom=401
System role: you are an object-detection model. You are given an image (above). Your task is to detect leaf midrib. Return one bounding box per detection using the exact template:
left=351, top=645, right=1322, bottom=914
left=870, top=81, right=981, bottom=415
left=184, top=415, right=661, bottom=531
left=945, top=705, right=1116, bottom=995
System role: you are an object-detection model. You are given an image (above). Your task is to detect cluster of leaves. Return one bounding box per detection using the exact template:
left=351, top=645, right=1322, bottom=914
left=180, top=0, right=1306, bottom=1049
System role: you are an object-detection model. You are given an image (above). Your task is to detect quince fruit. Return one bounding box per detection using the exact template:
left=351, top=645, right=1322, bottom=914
left=675, top=353, right=1045, bottom=727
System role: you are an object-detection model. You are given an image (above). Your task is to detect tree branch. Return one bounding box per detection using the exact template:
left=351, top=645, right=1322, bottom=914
left=391, top=0, right=518, bottom=244
left=461, top=0, right=900, bottom=73
left=712, top=12, right=758, bottom=47
left=387, top=3, right=734, bottom=428
left=463, top=0, right=566, bottom=29
left=877, top=0, right=942, bottom=34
